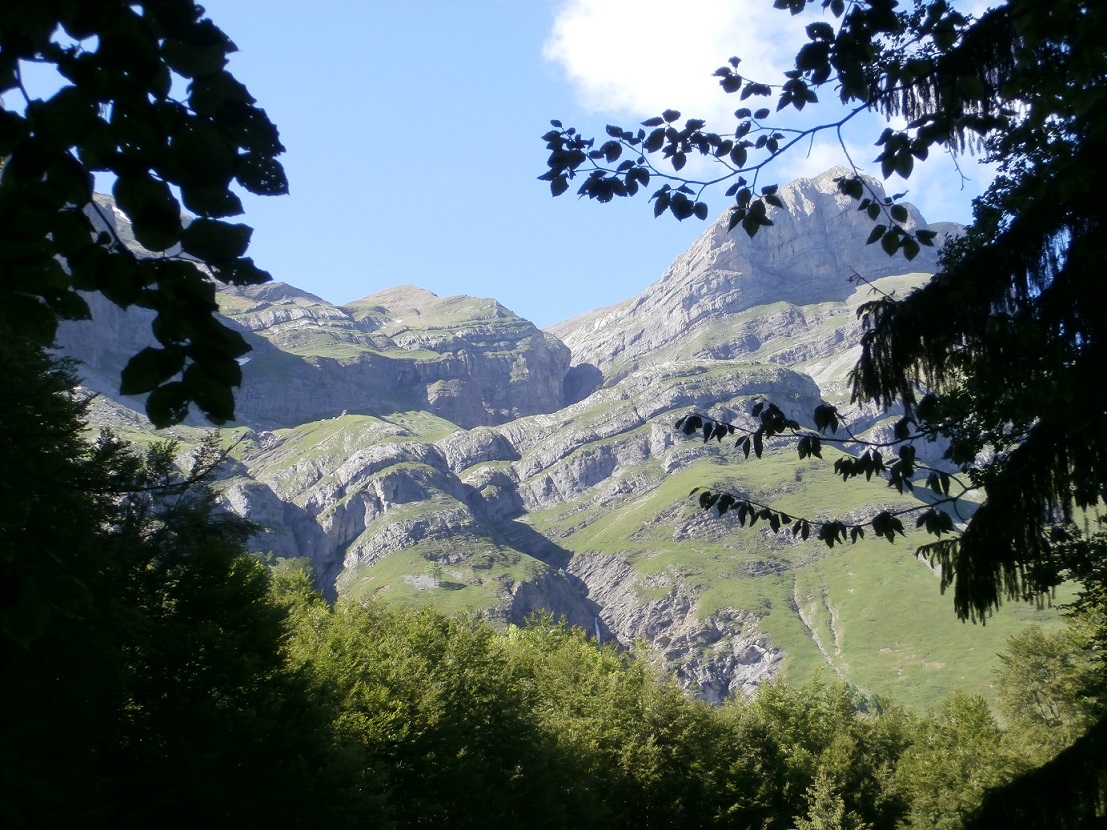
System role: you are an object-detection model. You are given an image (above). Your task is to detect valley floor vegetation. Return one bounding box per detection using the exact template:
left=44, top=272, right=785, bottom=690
left=3, top=334, right=1104, bottom=829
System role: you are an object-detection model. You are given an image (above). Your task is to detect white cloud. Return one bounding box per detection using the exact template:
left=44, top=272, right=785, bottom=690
left=783, top=135, right=867, bottom=180
left=544, top=0, right=809, bottom=124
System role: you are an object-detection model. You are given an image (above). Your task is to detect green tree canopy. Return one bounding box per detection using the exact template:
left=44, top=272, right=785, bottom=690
left=0, top=0, right=285, bottom=426
left=995, top=621, right=1105, bottom=762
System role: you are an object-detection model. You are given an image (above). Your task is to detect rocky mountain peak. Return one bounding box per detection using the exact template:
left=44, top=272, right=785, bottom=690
left=550, top=168, right=945, bottom=389
left=349, top=284, right=440, bottom=311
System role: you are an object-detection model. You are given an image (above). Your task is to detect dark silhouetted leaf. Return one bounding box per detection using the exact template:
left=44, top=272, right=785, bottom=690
left=180, top=218, right=252, bottom=263
left=866, top=224, right=886, bottom=245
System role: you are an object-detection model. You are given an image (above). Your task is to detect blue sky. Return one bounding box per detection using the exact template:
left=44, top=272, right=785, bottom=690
left=190, top=0, right=992, bottom=328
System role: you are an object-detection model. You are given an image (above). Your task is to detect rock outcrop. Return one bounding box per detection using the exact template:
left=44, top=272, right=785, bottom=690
left=566, top=553, right=782, bottom=703
left=551, top=168, right=945, bottom=388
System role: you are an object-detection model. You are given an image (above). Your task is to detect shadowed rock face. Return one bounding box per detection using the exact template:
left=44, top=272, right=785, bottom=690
left=53, top=170, right=965, bottom=704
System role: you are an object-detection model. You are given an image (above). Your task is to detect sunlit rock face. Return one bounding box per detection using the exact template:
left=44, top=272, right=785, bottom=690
left=221, top=283, right=572, bottom=429
left=57, top=277, right=572, bottom=430
left=550, top=167, right=944, bottom=387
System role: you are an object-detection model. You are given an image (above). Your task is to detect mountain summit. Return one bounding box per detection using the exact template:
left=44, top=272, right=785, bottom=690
left=552, top=168, right=946, bottom=391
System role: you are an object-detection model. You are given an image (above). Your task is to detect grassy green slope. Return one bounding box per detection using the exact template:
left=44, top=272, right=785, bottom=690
left=233, top=412, right=557, bottom=618
left=525, top=429, right=1063, bottom=710
left=524, top=274, right=1064, bottom=709
left=338, top=539, right=546, bottom=617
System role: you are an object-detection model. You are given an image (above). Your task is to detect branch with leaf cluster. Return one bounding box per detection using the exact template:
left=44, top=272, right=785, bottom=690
left=674, top=395, right=977, bottom=548
left=0, top=2, right=288, bottom=427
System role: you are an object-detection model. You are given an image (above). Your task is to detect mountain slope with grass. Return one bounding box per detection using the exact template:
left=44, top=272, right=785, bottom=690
left=55, top=170, right=1057, bottom=709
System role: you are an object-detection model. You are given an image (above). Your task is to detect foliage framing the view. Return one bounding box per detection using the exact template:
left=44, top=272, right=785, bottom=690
left=0, top=0, right=286, bottom=426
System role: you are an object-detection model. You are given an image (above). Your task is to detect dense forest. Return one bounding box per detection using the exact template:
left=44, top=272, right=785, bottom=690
left=2, top=333, right=1103, bottom=828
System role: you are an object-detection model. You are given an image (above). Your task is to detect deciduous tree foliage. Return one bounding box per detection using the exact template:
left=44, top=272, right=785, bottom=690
left=894, top=692, right=1022, bottom=830
left=995, top=622, right=1104, bottom=763
left=281, top=594, right=1094, bottom=830
left=0, top=0, right=286, bottom=426
left=280, top=600, right=933, bottom=830
left=969, top=543, right=1107, bottom=829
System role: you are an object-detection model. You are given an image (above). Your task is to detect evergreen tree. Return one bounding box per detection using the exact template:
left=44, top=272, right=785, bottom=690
left=0, top=329, right=354, bottom=828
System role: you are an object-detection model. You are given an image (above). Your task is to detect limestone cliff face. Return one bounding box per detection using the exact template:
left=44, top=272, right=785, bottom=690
left=201, top=358, right=818, bottom=696
left=495, top=362, right=822, bottom=512
left=219, top=283, right=573, bottom=429
left=566, top=554, right=782, bottom=703
left=56, top=279, right=572, bottom=431
left=550, top=168, right=944, bottom=388
left=52, top=169, right=958, bottom=703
